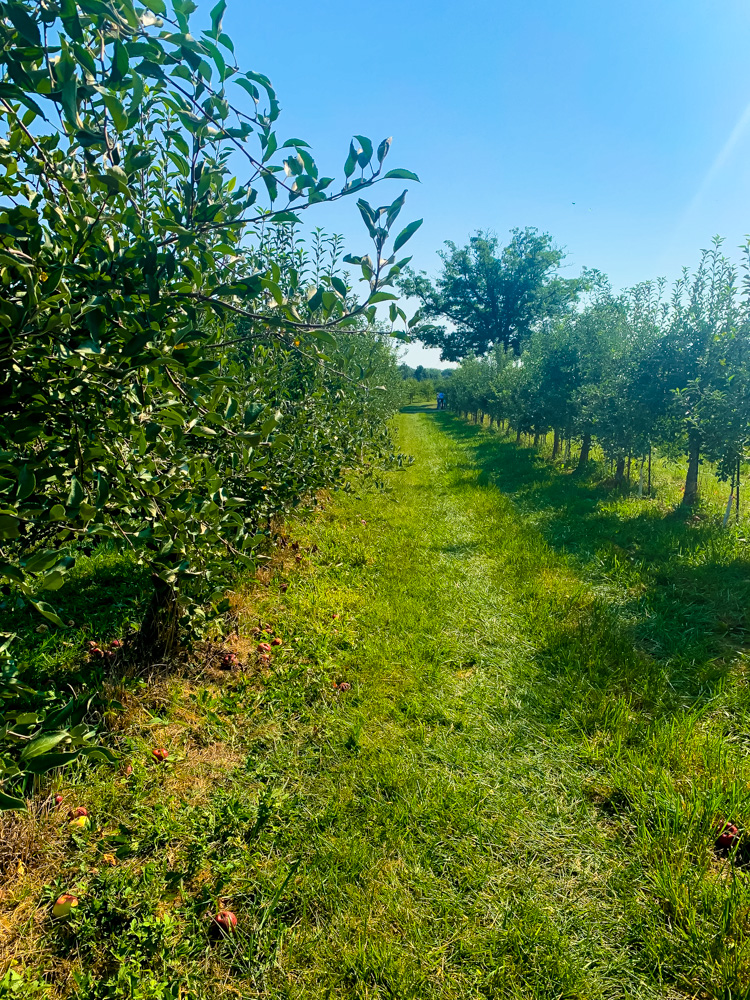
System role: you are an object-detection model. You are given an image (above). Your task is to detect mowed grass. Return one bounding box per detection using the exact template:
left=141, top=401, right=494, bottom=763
left=5, top=409, right=750, bottom=998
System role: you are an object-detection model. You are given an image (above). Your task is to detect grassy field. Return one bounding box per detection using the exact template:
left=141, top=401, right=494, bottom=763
left=5, top=408, right=750, bottom=998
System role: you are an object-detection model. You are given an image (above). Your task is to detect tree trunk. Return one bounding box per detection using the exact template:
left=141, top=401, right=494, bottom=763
left=682, top=431, right=700, bottom=506
left=533, top=431, right=540, bottom=447
left=577, top=433, right=591, bottom=471
left=737, top=457, right=741, bottom=522
left=136, top=574, right=180, bottom=661
left=614, top=456, right=625, bottom=486
left=552, top=428, right=561, bottom=458
left=516, top=427, right=521, bottom=444
left=564, top=437, right=571, bottom=461
left=723, top=478, right=734, bottom=527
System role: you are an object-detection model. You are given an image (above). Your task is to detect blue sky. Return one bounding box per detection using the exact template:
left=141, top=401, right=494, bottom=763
left=223, top=0, right=750, bottom=367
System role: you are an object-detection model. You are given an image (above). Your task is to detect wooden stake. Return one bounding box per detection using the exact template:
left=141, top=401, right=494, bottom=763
left=737, top=456, right=741, bottom=523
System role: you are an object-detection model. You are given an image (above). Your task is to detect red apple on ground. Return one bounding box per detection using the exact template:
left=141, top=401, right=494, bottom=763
left=271, top=638, right=282, bottom=646
left=257, top=642, right=272, bottom=653
left=213, top=910, right=237, bottom=934
left=152, top=748, right=169, bottom=762
left=716, top=823, right=739, bottom=850
left=54, top=794, right=64, bottom=806
left=68, top=807, right=88, bottom=820
left=339, top=682, right=351, bottom=692
left=52, top=893, right=79, bottom=918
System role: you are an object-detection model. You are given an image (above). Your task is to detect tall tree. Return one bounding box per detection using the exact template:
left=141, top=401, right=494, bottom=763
left=656, top=240, right=750, bottom=505
left=400, top=228, right=581, bottom=359
left=0, top=0, right=421, bottom=644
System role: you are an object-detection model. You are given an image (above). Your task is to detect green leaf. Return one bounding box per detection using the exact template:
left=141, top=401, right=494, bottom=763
left=354, top=135, right=373, bottom=169
left=0, top=83, right=46, bottom=120
left=0, top=515, right=20, bottom=540
left=40, top=570, right=66, bottom=591
left=393, top=219, right=423, bottom=253
left=0, top=791, right=26, bottom=811
left=24, top=550, right=61, bottom=575
left=67, top=476, right=84, bottom=509
left=383, top=169, right=420, bottom=182
left=377, top=137, right=392, bottom=164
left=24, top=750, right=82, bottom=774
left=101, top=94, right=128, bottom=131
left=16, top=465, right=35, bottom=501
left=22, top=732, right=68, bottom=760
left=209, top=0, right=227, bottom=37
left=308, top=330, right=337, bottom=348
left=80, top=745, right=119, bottom=764
left=60, top=0, right=83, bottom=41
left=367, top=292, right=399, bottom=303
left=111, top=40, right=129, bottom=83
left=29, top=601, right=65, bottom=628
left=344, top=142, right=357, bottom=179
left=6, top=3, right=41, bottom=45
left=96, top=475, right=110, bottom=510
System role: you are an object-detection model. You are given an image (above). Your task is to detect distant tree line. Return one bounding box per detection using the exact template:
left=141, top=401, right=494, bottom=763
left=398, top=364, right=454, bottom=380
left=402, top=231, right=750, bottom=506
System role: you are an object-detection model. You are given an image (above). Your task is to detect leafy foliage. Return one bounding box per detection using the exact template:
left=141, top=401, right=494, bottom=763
left=0, top=0, right=421, bottom=802
left=0, top=0, right=420, bottom=625
left=442, top=239, right=750, bottom=501
left=400, top=228, right=581, bottom=359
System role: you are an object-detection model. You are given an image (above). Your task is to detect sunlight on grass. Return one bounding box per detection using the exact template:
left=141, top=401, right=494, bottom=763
left=6, top=412, right=750, bottom=998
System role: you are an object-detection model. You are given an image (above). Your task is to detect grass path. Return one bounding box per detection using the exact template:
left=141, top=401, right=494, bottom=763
left=12, top=409, right=750, bottom=998
left=229, top=408, right=750, bottom=998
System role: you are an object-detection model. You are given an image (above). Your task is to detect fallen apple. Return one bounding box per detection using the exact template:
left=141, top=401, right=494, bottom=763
left=68, top=806, right=88, bottom=820
left=69, top=815, right=91, bottom=831
left=339, top=682, right=352, bottom=692
left=52, top=893, right=79, bottom=918
left=213, top=909, right=237, bottom=934
left=257, top=642, right=272, bottom=653
left=716, top=822, right=739, bottom=851
left=54, top=794, right=64, bottom=807
left=271, top=638, right=282, bottom=647
left=152, top=748, right=169, bottom=762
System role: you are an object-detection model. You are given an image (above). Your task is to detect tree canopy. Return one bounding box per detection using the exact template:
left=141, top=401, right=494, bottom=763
left=0, top=0, right=421, bottom=641
left=399, top=228, right=581, bottom=359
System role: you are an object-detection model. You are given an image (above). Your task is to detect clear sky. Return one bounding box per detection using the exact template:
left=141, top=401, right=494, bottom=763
left=222, top=0, right=750, bottom=367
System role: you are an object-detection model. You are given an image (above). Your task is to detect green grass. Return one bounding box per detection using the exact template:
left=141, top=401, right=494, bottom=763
left=7, top=409, right=750, bottom=998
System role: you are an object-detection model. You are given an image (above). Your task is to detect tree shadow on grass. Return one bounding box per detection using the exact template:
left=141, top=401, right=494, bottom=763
left=433, top=413, right=750, bottom=699
left=399, top=403, right=437, bottom=414
left=0, top=546, right=150, bottom=691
